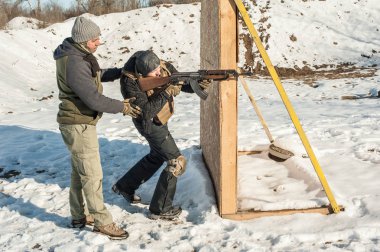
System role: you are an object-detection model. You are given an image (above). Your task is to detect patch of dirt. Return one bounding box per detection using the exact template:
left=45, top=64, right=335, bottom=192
left=119, top=46, right=130, bottom=54
left=32, top=244, right=41, bottom=249
left=38, top=94, right=53, bottom=101
left=241, top=33, right=255, bottom=68
left=290, top=34, right=297, bottom=42
left=240, top=0, right=378, bottom=82
left=243, top=64, right=377, bottom=86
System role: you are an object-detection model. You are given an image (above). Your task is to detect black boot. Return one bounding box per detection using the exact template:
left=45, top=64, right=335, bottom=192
left=112, top=184, right=141, bottom=204
left=149, top=206, right=182, bottom=220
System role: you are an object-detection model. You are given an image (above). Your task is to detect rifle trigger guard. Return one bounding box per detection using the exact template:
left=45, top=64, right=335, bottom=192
left=189, top=78, right=208, bottom=100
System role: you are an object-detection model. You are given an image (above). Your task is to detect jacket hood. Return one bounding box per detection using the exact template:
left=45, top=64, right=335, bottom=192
left=53, top=38, right=87, bottom=60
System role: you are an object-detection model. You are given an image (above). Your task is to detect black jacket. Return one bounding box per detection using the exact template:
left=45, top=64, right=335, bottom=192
left=120, top=60, right=194, bottom=133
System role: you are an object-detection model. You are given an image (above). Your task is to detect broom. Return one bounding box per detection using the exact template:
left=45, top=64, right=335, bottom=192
left=239, top=76, right=294, bottom=161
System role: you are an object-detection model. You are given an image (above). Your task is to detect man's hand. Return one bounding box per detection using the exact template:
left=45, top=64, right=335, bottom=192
left=122, top=97, right=142, bottom=118
left=165, top=85, right=181, bottom=97
left=198, top=79, right=212, bottom=90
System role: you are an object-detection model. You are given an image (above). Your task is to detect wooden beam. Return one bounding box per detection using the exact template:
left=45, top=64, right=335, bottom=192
left=200, top=0, right=238, bottom=216
left=222, top=206, right=345, bottom=220
left=219, top=0, right=238, bottom=215
left=223, top=208, right=330, bottom=220
left=200, top=0, right=222, bottom=215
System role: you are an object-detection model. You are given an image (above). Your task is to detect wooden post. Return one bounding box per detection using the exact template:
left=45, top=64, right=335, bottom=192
left=200, top=0, right=237, bottom=216
left=199, top=0, right=343, bottom=220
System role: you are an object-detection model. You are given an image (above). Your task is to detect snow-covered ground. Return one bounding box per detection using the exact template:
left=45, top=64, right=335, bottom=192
left=239, top=0, right=380, bottom=70
left=0, top=2, right=379, bottom=251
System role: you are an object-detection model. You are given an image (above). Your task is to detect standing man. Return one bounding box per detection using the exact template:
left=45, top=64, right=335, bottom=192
left=53, top=16, right=141, bottom=240
left=112, top=50, right=210, bottom=220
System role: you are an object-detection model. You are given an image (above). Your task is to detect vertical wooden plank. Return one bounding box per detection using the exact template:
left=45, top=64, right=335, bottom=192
left=200, top=0, right=221, bottom=210
left=219, top=0, right=238, bottom=215
left=200, top=0, right=237, bottom=215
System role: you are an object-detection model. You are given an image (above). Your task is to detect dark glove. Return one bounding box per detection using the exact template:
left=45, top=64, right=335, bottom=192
left=198, top=79, right=212, bottom=90
left=122, top=97, right=142, bottom=118
left=165, top=85, right=181, bottom=97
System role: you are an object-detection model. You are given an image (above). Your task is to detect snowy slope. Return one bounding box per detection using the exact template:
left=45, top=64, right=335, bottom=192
left=239, top=0, right=380, bottom=70
left=0, top=2, right=380, bottom=251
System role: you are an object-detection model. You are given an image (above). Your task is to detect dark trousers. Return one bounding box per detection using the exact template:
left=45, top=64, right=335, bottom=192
left=116, top=120, right=181, bottom=214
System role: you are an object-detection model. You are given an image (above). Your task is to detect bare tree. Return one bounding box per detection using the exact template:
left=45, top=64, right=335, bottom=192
left=0, top=1, right=9, bottom=27
left=41, top=1, right=64, bottom=25
left=0, top=0, right=26, bottom=28
left=36, top=0, right=40, bottom=18
left=0, top=0, right=201, bottom=30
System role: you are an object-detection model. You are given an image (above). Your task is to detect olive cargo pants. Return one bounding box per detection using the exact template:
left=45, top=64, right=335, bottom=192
left=59, top=124, right=113, bottom=226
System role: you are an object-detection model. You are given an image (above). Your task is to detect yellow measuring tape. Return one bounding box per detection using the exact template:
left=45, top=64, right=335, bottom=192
left=233, top=0, right=340, bottom=213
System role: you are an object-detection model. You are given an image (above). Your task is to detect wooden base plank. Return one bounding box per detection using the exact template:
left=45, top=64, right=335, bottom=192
left=222, top=206, right=345, bottom=220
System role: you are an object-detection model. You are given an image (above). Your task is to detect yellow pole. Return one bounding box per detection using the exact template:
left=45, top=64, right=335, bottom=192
left=233, top=0, right=340, bottom=213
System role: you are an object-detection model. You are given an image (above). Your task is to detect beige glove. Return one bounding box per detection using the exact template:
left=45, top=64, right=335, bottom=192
left=198, top=79, right=212, bottom=90
left=122, top=97, right=142, bottom=118
left=165, top=85, right=181, bottom=97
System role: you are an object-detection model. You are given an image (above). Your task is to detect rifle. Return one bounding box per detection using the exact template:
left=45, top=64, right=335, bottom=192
left=138, top=69, right=252, bottom=100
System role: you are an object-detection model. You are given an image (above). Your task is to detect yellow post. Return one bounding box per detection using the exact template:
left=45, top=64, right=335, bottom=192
left=233, top=0, right=340, bottom=213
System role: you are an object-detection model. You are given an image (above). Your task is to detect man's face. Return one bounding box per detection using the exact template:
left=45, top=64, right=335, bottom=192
left=86, top=37, right=100, bottom=53
left=146, top=66, right=161, bottom=77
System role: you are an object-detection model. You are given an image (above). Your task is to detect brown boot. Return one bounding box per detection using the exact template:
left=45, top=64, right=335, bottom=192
left=93, top=223, right=129, bottom=240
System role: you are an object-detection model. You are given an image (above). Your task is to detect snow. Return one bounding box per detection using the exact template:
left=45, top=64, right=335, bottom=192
left=4, top=17, right=43, bottom=30
left=239, top=0, right=380, bottom=69
left=0, top=2, right=380, bottom=251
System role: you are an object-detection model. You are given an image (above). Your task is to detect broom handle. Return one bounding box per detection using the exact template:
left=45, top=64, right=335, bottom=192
left=239, top=76, right=274, bottom=143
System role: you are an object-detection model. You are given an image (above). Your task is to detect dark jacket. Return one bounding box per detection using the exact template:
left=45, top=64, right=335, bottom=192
left=120, top=59, right=194, bottom=133
left=54, top=38, right=124, bottom=125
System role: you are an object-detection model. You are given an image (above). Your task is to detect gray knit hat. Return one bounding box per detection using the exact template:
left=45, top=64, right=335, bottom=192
left=71, top=17, right=101, bottom=43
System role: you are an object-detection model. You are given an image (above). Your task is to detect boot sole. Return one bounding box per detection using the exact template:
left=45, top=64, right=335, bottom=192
left=148, top=212, right=181, bottom=220
left=69, top=221, right=94, bottom=229
left=69, top=223, right=86, bottom=229
left=93, top=230, right=129, bottom=240
left=130, top=199, right=142, bottom=204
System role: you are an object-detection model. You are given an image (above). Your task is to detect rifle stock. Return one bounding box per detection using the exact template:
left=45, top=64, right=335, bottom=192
left=138, top=76, right=172, bottom=91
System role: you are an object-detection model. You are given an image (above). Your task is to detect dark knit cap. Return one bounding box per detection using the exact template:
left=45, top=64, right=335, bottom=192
left=135, top=50, right=160, bottom=76
left=71, top=17, right=101, bottom=43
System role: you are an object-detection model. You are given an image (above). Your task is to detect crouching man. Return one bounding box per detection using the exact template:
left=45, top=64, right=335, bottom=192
left=112, top=50, right=210, bottom=220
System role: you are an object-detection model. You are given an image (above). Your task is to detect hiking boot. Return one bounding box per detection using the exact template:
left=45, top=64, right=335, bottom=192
left=71, top=215, right=95, bottom=228
left=149, top=206, right=182, bottom=220
left=93, top=222, right=129, bottom=240
left=112, top=184, right=141, bottom=204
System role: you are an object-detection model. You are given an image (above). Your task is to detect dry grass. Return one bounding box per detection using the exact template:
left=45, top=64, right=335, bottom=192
left=0, top=0, right=200, bottom=29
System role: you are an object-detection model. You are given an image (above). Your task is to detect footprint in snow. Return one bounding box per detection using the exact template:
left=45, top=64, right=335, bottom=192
left=111, top=119, right=121, bottom=123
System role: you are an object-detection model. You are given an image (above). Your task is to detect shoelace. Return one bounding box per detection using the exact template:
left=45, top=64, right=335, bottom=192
left=109, top=223, right=117, bottom=231
left=108, top=223, right=124, bottom=234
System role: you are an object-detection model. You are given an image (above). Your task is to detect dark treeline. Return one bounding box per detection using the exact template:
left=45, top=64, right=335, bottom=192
left=0, top=0, right=199, bottom=29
